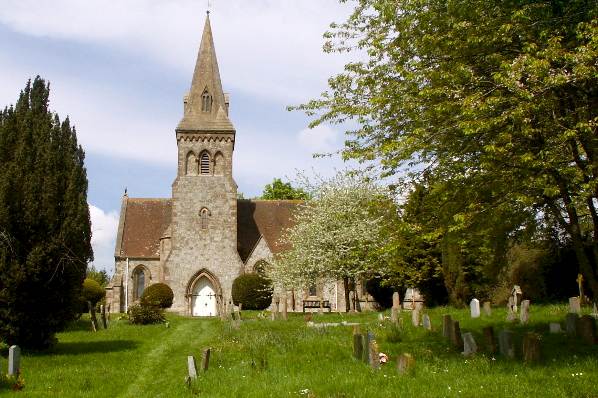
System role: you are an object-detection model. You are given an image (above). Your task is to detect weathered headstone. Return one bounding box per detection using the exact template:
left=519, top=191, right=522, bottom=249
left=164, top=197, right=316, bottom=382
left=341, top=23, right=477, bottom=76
left=8, top=345, right=20, bottom=376
left=353, top=332, right=364, bottom=360
left=483, top=301, right=492, bottom=316
left=483, top=326, right=496, bottom=354
left=498, top=330, right=515, bottom=359
left=411, top=309, right=420, bottom=327
left=403, top=288, right=424, bottom=310
left=549, top=323, right=562, bottom=334
left=369, top=339, right=380, bottom=369
left=100, top=304, right=108, bottom=329
left=88, top=301, right=98, bottom=332
left=442, top=315, right=452, bottom=339
left=577, top=315, right=597, bottom=345
left=363, top=331, right=374, bottom=364
left=462, top=332, right=477, bottom=357
left=520, top=300, right=530, bottom=324
left=511, top=285, right=522, bottom=313
left=378, top=313, right=384, bottom=322
left=422, top=314, right=432, bottom=331
left=506, top=302, right=516, bottom=322
left=470, top=298, right=480, bottom=318
left=522, top=332, right=541, bottom=363
left=451, top=321, right=464, bottom=351
left=397, top=353, right=415, bottom=375
left=187, top=356, right=198, bottom=380
left=201, top=348, right=211, bottom=372
left=391, top=307, right=399, bottom=325
left=392, top=292, right=401, bottom=309
left=566, top=313, right=579, bottom=336
left=569, top=297, right=581, bottom=314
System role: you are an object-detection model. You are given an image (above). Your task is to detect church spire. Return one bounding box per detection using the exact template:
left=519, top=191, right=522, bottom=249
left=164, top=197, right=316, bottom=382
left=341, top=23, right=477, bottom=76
left=177, top=14, right=234, bottom=132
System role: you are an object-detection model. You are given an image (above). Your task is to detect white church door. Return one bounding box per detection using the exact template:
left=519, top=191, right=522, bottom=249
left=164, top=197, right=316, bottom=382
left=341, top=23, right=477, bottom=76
left=191, top=277, right=217, bottom=317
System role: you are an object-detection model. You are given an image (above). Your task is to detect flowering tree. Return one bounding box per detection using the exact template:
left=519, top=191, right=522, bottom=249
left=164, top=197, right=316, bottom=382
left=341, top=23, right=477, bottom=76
left=267, top=172, right=398, bottom=310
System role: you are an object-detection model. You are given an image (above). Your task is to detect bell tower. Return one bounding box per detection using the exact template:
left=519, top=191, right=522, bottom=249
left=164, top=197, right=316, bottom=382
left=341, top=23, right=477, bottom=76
left=164, top=14, right=243, bottom=314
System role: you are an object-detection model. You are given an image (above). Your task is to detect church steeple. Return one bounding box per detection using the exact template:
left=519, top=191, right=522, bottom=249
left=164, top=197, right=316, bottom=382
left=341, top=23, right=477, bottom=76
left=177, top=15, right=234, bottom=132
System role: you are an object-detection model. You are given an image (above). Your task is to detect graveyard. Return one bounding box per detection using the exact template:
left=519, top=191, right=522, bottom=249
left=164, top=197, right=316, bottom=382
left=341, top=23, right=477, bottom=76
left=2, top=302, right=597, bottom=397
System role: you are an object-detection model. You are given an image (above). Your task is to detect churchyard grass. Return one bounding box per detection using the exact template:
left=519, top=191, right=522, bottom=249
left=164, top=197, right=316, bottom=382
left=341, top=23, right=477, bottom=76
left=2, top=304, right=597, bottom=397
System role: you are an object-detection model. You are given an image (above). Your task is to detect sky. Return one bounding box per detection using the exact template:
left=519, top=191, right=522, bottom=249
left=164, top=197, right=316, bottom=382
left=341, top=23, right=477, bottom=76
left=0, top=0, right=357, bottom=273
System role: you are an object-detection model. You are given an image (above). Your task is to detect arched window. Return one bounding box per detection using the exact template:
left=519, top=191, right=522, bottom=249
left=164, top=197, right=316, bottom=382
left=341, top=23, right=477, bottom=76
left=200, top=152, right=211, bottom=175
left=200, top=208, right=210, bottom=230
left=201, top=89, right=212, bottom=112
left=132, top=267, right=146, bottom=300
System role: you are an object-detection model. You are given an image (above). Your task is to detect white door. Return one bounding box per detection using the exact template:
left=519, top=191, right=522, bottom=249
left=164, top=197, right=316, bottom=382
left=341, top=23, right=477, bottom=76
left=191, top=278, right=217, bottom=317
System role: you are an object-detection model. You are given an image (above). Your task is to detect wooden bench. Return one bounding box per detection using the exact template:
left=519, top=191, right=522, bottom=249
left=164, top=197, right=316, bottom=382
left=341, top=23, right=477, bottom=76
left=302, top=299, right=332, bottom=312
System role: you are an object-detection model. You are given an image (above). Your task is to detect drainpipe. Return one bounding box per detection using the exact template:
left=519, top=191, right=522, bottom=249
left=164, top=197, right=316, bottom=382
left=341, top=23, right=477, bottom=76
left=125, top=257, right=129, bottom=313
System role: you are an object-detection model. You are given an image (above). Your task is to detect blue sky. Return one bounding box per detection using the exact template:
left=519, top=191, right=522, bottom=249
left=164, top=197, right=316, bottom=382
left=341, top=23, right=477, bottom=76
left=0, top=1, right=355, bottom=272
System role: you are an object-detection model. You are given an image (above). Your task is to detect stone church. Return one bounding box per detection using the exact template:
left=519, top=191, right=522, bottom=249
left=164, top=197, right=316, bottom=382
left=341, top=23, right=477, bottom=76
left=106, top=15, right=373, bottom=316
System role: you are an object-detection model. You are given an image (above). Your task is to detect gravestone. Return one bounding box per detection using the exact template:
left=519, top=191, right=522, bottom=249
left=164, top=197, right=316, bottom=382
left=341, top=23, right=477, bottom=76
left=411, top=309, right=420, bottom=327
left=506, top=305, right=516, bottom=322
left=353, top=332, right=364, bottom=360
left=511, top=285, right=522, bottom=313
left=88, top=301, right=98, bottom=332
left=369, top=339, right=380, bottom=369
left=470, top=298, right=480, bottom=318
left=451, top=321, right=464, bottom=351
left=577, top=315, right=597, bottom=345
left=462, top=332, right=477, bottom=357
left=422, top=314, right=432, bottom=331
left=569, top=297, right=581, bottom=314
left=442, top=315, right=452, bottom=339
left=483, top=301, right=492, bottom=316
left=483, top=326, right=496, bottom=354
left=201, top=348, right=211, bottom=372
left=397, top=353, right=415, bottom=375
left=592, top=302, right=598, bottom=319
left=520, top=300, right=530, bottom=324
left=566, top=313, right=579, bottom=336
left=187, top=356, right=198, bottom=380
left=403, top=288, right=424, bottom=310
left=549, top=323, right=562, bottom=334
left=522, top=333, right=541, bottom=363
left=391, top=307, right=399, bottom=325
left=100, top=304, right=108, bottom=329
left=498, top=330, right=515, bottom=359
left=363, top=331, right=375, bottom=364
left=8, top=345, right=20, bottom=376
left=378, top=313, right=384, bottom=322
left=392, top=292, right=401, bottom=309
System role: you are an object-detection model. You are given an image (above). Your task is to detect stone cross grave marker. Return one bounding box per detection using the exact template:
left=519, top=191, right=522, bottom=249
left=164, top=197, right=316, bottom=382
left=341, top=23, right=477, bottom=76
left=470, top=298, right=480, bottom=318
left=520, top=300, right=530, bottom=324
left=187, top=356, right=198, bottom=380
left=8, top=345, right=20, bottom=376
left=577, top=273, right=585, bottom=304
left=578, top=315, right=597, bottom=345
left=549, top=323, right=562, bottom=334
left=522, top=332, right=541, bottom=363
left=397, top=353, right=415, bottom=375
left=451, top=321, right=464, bottom=351
left=483, top=326, right=496, bottom=354
left=201, top=348, right=211, bottom=372
left=483, top=301, right=492, bottom=316
left=462, top=332, right=477, bottom=357
left=422, top=314, right=432, bottom=331
left=442, top=315, right=452, bottom=339
left=566, top=313, right=579, bottom=336
left=498, top=330, right=515, bottom=359
left=569, top=297, right=581, bottom=314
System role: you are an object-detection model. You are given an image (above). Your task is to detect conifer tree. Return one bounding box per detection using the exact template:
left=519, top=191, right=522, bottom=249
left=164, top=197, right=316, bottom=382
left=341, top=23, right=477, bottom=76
left=0, top=77, right=92, bottom=348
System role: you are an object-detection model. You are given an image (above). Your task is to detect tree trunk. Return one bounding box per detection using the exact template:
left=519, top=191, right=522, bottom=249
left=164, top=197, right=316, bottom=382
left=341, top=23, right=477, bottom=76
left=343, top=277, right=350, bottom=313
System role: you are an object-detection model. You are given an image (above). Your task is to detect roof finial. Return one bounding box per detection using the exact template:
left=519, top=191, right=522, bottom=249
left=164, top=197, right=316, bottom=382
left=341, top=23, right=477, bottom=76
left=207, top=0, right=211, bottom=15
left=124, top=187, right=128, bottom=197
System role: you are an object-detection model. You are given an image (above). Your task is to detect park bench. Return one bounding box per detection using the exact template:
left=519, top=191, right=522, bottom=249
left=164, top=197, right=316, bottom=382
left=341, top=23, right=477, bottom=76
left=302, top=299, right=332, bottom=312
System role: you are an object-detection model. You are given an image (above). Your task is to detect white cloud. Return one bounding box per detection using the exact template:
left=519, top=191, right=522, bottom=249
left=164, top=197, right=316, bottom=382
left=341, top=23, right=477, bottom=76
left=89, top=204, right=119, bottom=273
left=297, top=125, right=340, bottom=153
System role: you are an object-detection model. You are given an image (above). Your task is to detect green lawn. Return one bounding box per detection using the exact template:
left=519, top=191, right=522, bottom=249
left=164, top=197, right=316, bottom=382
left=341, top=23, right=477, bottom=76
left=2, top=304, right=597, bottom=397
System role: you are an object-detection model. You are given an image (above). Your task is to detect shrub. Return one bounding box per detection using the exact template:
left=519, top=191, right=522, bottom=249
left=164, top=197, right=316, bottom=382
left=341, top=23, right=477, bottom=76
left=81, top=278, right=105, bottom=306
left=232, top=273, right=273, bottom=310
left=141, top=283, right=174, bottom=309
left=128, top=304, right=165, bottom=325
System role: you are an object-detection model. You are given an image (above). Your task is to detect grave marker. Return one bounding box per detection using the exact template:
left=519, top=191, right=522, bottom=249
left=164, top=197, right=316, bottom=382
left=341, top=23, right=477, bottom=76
left=577, top=315, right=597, bottom=345
left=442, top=315, right=452, bottom=339
left=353, top=332, right=364, bottom=360
left=363, top=331, right=374, bottom=364
left=498, top=330, right=515, bottom=359
left=462, top=332, right=477, bottom=357
left=522, top=332, right=541, bottom=363
left=451, top=321, right=464, bottom=351
left=592, top=302, right=598, bottom=319
left=520, top=300, right=530, bottom=324
left=187, top=356, right=197, bottom=380
left=470, top=298, right=480, bottom=318
left=397, top=353, right=415, bottom=375
left=391, top=307, right=399, bottom=325
left=569, top=297, right=581, bottom=314
left=411, top=309, right=420, bottom=327
left=369, top=339, right=380, bottom=369
left=392, top=292, right=401, bottom=309
left=483, top=301, right=492, bottom=316
left=100, top=304, right=108, bottom=329
left=511, top=285, right=522, bottom=313
left=566, top=313, right=579, bottom=336
left=201, top=348, right=211, bottom=372
left=8, top=345, right=20, bottom=376
left=483, top=326, right=496, bottom=354
left=422, top=314, right=432, bottom=331
left=549, top=323, right=562, bottom=334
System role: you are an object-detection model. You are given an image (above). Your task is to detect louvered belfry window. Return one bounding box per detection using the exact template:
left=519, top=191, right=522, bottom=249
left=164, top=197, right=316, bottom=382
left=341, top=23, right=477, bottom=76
left=200, top=152, right=210, bottom=174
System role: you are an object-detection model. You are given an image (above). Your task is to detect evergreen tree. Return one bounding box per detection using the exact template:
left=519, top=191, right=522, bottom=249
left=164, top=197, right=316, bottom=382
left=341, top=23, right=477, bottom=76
left=260, top=178, right=309, bottom=200
left=0, top=77, right=92, bottom=348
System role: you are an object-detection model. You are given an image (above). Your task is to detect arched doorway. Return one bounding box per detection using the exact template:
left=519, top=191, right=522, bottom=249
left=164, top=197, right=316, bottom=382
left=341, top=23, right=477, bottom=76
left=191, top=277, right=217, bottom=316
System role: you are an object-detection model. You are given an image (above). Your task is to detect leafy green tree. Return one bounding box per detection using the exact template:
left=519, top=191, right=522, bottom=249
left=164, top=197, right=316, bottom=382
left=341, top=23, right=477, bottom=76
left=86, top=265, right=110, bottom=287
left=260, top=178, right=309, bottom=200
left=0, top=77, right=92, bottom=348
left=296, top=0, right=598, bottom=296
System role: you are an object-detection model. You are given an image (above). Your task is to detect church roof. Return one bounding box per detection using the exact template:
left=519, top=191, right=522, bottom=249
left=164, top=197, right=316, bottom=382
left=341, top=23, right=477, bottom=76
left=115, top=198, right=172, bottom=259
left=237, top=200, right=302, bottom=263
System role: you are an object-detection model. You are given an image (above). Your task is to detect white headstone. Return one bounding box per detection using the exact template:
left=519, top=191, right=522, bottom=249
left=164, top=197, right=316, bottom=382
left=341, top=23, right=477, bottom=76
left=569, top=297, right=581, bottom=314
left=422, top=314, right=432, bottom=330
left=187, top=356, right=197, bottom=379
left=378, top=313, right=384, bottom=321
left=462, top=332, right=477, bottom=357
left=470, top=298, right=480, bottom=318
left=520, top=300, right=530, bottom=324
left=549, top=323, right=562, bottom=334
left=8, top=345, right=20, bottom=376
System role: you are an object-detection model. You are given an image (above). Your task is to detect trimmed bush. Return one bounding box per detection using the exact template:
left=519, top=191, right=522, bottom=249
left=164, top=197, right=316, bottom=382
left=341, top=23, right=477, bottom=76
left=141, top=283, right=174, bottom=309
left=128, top=304, right=165, bottom=325
left=232, top=273, right=273, bottom=310
left=82, top=278, right=105, bottom=305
